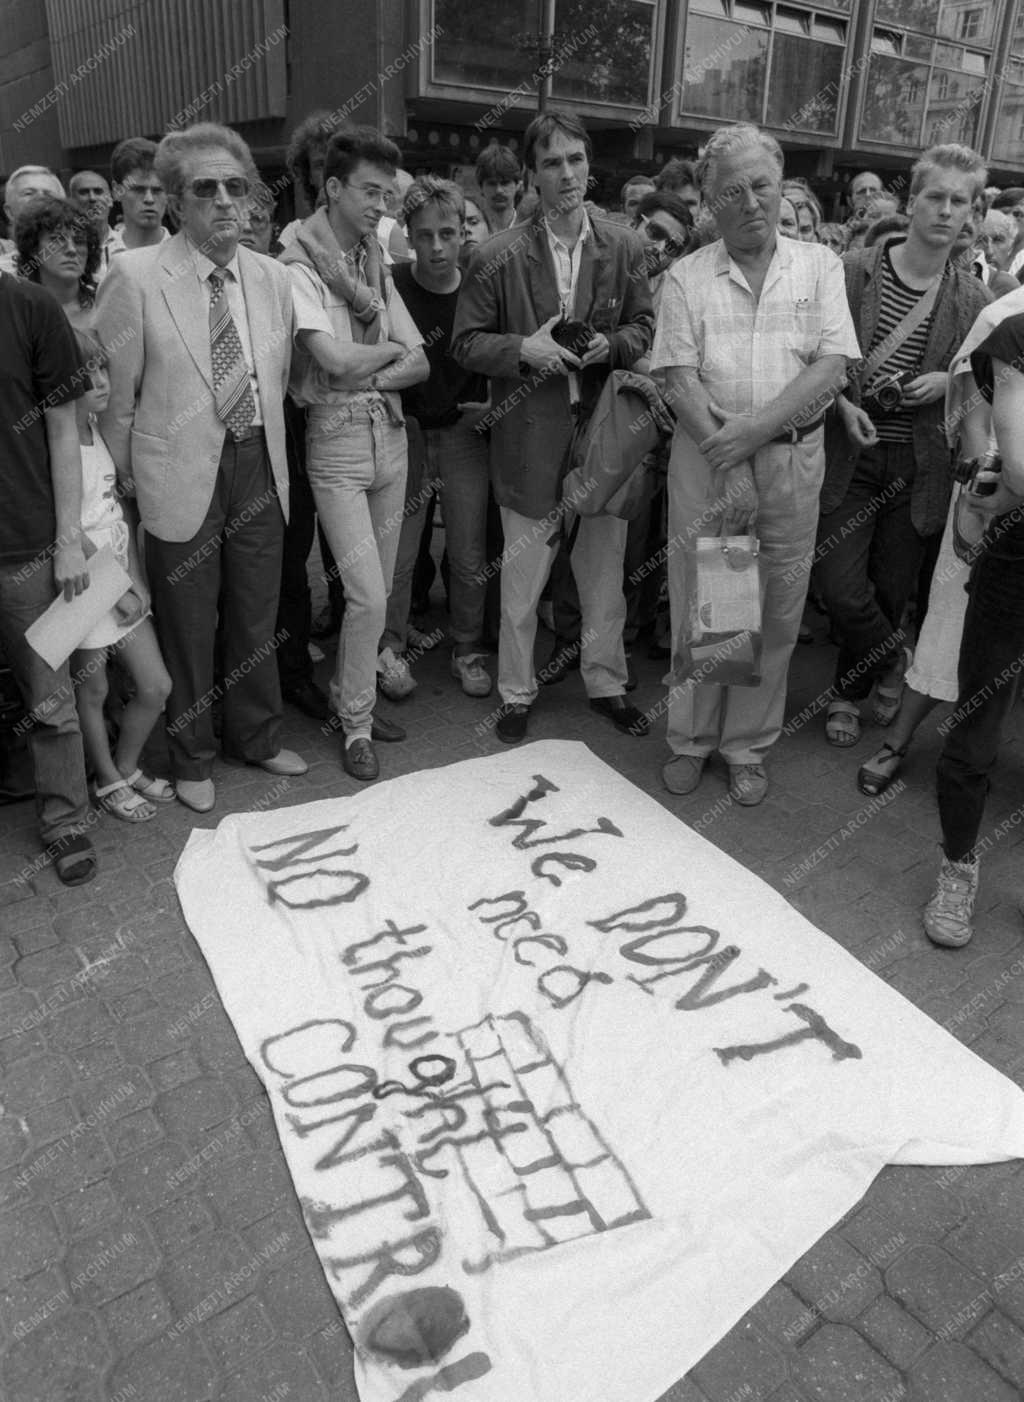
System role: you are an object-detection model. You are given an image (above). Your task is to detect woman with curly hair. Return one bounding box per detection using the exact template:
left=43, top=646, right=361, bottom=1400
left=15, top=195, right=100, bottom=328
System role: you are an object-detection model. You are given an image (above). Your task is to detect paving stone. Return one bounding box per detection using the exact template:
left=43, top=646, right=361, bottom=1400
left=0, top=897, right=53, bottom=936
left=106, top=1328, right=219, bottom=1402
left=148, top=1048, right=203, bottom=1092
left=14, top=944, right=86, bottom=991
left=851, top=1167, right=964, bottom=1245
left=794, top=1324, right=902, bottom=1402
left=907, top=1340, right=1020, bottom=1401
left=204, top=1148, right=297, bottom=1231
left=0, top=1307, right=109, bottom=1402
left=52, top=1179, right=121, bottom=1238
left=220, top=1338, right=330, bottom=1402
left=887, top=1244, right=992, bottom=1339
left=261, top=1251, right=344, bottom=1339
left=116, top=1007, right=209, bottom=1064
left=0, top=1164, right=36, bottom=1215
left=0, top=1265, right=70, bottom=1341
left=157, top=1076, right=239, bottom=1144
left=945, top=1209, right=1024, bottom=1285
left=0, top=1113, right=28, bottom=1170
left=786, top=1234, right=884, bottom=1325
left=110, top=1140, right=197, bottom=1213
left=100, top=1277, right=173, bottom=1351
left=52, top=905, right=118, bottom=943
left=106, top=987, right=159, bottom=1022
left=689, top=1318, right=787, bottom=1400
left=203, top=1292, right=274, bottom=1371
left=162, top=1229, right=259, bottom=1316
left=68, top=1040, right=126, bottom=1079
left=656, top=1378, right=712, bottom=1402
left=308, top=1315, right=357, bottom=1390
left=967, top=1310, right=1024, bottom=1390
left=44, top=999, right=116, bottom=1053
left=107, top=1107, right=166, bottom=1158
left=64, top=1217, right=160, bottom=1307
left=148, top=1192, right=216, bottom=1254
left=0, top=1052, right=76, bottom=1110
left=0, top=1204, right=62, bottom=1286
left=858, top=1294, right=933, bottom=1369
left=22, top=1126, right=114, bottom=1200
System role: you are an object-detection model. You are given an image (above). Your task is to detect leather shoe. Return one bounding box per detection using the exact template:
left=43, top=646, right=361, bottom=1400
left=342, top=737, right=379, bottom=781
left=371, top=714, right=406, bottom=743
left=496, top=703, right=531, bottom=744
left=539, top=640, right=581, bottom=685
left=176, top=778, right=216, bottom=813
left=589, top=695, right=650, bottom=736
left=253, top=749, right=308, bottom=777
left=283, top=680, right=330, bottom=722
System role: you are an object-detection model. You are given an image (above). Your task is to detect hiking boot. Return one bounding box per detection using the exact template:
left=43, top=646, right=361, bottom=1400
left=923, top=854, right=979, bottom=948
left=376, top=647, right=416, bottom=701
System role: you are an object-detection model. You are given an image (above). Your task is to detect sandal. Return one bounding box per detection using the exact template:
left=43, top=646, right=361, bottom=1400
left=825, top=699, right=861, bottom=747
left=857, top=742, right=908, bottom=796
left=95, top=779, right=156, bottom=823
left=123, top=768, right=176, bottom=803
left=872, top=646, right=912, bottom=727
left=46, top=831, right=97, bottom=886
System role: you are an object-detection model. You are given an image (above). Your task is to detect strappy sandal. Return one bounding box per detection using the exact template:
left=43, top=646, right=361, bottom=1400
left=46, top=832, right=97, bottom=886
left=872, top=646, right=912, bottom=726
left=825, top=699, right=861, bottom=747
left=95, top=779, right=156, bottom=823
left=123, top=768, right=176, bottom=804
left=857, top=742, right=908, bottom=796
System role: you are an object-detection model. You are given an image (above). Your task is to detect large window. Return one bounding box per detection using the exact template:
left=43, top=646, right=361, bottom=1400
left=432, top=0, right=658, bottom=108
left=991, top=10, right=1024, bottom=164
left=679, top=0, right=848, bottom=134
left=858, top=0, right=1000, bottom=146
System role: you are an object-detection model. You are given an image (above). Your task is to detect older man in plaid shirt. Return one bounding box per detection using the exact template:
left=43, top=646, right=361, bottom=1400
left=651, top=124, right=860, bottom=806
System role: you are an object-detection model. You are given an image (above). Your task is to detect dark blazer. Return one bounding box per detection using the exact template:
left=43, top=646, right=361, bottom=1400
left=451, top=210, right=653, bottom=519
left=821, top=241, right=991, bottom=537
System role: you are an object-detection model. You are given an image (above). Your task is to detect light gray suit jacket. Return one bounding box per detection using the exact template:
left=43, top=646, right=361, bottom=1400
left=96, top=232, right=296, bottom=542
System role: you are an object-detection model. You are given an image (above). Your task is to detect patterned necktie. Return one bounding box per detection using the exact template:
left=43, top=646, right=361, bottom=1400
left=208, top=267, right=256, bottom=439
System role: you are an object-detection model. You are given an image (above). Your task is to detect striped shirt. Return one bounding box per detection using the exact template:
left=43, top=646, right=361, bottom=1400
left=864, top=247, right=935, bottom=443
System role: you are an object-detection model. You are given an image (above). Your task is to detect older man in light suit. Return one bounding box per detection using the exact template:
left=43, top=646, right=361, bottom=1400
left=97, top=122, right=316, bottom=812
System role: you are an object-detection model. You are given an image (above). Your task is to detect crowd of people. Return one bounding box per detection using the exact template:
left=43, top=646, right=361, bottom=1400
left=1, top=110, right=1022, bottom=953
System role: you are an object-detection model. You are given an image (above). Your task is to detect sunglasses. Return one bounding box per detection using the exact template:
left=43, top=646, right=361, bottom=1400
left=644, top=221, right=688, bottom=256
left=188, top=177, right=250, bottom=201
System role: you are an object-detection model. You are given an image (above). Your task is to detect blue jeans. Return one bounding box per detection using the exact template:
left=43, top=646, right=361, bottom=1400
left=815, top=441, right=922, bottom=700
left=937, top=511, right=1024, bottom=860
left=383, top=417, right=490, bottom=651
left=0, top=558, right=90, bottom=843
left=306, top=402, right=407, bottom=738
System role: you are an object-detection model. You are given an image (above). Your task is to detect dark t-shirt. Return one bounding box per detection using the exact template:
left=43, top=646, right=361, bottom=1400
left=970, top=310, right=1024, bottom=403
left=0, top=274, right=87, bottom=566
left=392, top=264, right=487, bottom=429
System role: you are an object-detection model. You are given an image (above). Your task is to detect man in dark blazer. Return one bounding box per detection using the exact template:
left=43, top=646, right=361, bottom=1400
left=452, top=113, right=654, bottom=744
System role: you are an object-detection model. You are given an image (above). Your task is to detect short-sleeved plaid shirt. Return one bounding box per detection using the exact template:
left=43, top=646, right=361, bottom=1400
left=650, top=237, right=860, bottom=415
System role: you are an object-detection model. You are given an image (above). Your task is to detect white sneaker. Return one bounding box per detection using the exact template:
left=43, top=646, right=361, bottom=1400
left=923, top=854, right=979, bottom=948
left=376, top=647, right=417, bottom=700
left=451, top=651, right=492, bottom=697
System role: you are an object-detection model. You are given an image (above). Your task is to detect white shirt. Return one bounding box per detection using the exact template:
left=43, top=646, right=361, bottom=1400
left=545, top=208, right=592, bottom=404
left=189, top=240, right=263, bottom=426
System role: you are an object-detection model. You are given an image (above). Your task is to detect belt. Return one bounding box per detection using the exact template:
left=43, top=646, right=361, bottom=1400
left=230, top=424, right=266, bottom=444
left=771, top=416, right=824, bottom=445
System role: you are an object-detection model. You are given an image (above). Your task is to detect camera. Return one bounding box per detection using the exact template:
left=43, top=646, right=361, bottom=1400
left=550, top=317, right=595, bottom=359
left=965, top=452, right=1003, bottom=497
left=863, top=369, right=915, bottom=418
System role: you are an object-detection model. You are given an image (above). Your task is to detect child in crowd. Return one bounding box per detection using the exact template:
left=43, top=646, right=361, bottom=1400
left=71, top=331, right=172, bottom=821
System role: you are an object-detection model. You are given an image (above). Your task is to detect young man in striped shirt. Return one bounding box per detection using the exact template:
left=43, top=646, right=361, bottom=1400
left=816, top=144, right=992, bottom=750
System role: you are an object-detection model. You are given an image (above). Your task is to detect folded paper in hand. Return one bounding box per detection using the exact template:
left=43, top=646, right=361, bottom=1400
left=25, top=544, right=133, bottom=671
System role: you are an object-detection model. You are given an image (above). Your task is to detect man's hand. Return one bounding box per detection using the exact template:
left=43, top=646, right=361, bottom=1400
left=54, top=538, right=89, bottom=602
left=901, top=371, right=948, bottom=407
left=965, top=479, right=1023, bottom=519
left=700, top=404, right=760, bottom=472
left=579, top=332, right=611, bottom=369
left=837, top=395, right=879, bottom=449
left=113, top=587, right=146, bottom=626
left=715, top=461, right=758, bottom=536
left=520, top=314, right=581, bottom=376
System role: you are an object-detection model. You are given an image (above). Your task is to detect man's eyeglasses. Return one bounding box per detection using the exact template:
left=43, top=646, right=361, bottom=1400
left=188, top=177, right=250, bottom=201
left=346, top=182, right=390, bottom=203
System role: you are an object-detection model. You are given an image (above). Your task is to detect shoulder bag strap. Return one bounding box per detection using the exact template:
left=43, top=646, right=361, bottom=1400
left=857, top=271, right=943, bottom=389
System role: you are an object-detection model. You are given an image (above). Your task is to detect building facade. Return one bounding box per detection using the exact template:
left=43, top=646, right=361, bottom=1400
left=1, top=0, right=1021, bottom=218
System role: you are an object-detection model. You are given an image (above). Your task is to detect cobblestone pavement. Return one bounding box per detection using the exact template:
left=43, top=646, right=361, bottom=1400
left=1, top=606, right=1023, bottom=1402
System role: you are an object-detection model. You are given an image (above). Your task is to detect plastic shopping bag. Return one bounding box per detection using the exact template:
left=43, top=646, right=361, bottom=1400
left=672, top=531, right=763, bottom=687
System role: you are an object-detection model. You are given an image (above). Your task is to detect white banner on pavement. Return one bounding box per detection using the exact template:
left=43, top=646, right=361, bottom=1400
left=174, top=740, right=1024, bottom=1402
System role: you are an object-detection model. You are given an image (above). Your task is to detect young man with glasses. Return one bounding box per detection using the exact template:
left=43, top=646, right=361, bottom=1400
left=97, top=122, right=319, bottom=813
left=109, top=138, right=168, bottom=254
